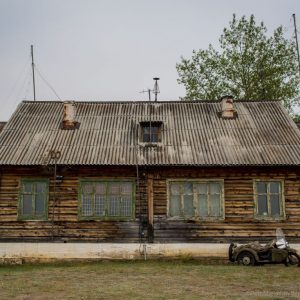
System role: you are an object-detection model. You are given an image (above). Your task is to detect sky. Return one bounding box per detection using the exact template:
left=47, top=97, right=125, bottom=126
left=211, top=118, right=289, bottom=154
left=0, top=0, right=299, bottom=121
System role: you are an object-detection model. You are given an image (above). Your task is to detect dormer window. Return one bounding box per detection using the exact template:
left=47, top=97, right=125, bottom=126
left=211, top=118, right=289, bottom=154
left=140, top=122, right=162, bottom=143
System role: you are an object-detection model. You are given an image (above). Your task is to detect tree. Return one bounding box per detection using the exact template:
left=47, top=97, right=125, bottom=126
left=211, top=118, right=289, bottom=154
left=176, top=14, right=300, bottom=112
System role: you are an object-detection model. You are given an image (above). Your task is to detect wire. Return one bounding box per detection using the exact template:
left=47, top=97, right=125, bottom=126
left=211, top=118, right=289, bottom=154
left=12, top=67, right=31, bottom=104
left=22, top=72, right=33, bottom=100
left=34, top=65, right=62, bottom=100
left=5, top=55, right=31, bottom=101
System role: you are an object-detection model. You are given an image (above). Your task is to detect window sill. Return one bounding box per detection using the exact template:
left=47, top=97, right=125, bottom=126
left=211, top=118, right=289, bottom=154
left=138, top=142, right=162, bottom=147
left=254, top=216, right=286, bottom=222
left=17, top=217, right=48, bottom=221
left=78, top=216, right=135, bottom=221
left=167, top=216, right=225, bottom=222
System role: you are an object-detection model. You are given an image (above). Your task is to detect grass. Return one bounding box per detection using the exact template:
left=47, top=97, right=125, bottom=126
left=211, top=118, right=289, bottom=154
left=0, top=261, right=299, bottom=299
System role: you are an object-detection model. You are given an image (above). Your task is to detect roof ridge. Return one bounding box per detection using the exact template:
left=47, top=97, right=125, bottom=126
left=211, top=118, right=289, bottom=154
left=21, top=99, right=282, bottom=104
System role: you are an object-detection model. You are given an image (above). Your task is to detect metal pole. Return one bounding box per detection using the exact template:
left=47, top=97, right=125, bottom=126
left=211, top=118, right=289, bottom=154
left=143, top=243, right=147, bottom=260
left=153, top=77, right=160, bottom=102
left=50, top=150, right=60, bottom=240
left=31, top=45, right=36, bottom=101
left=292, top=14, right=300, bottom=77
left=51, top=157, right=57, bottom=240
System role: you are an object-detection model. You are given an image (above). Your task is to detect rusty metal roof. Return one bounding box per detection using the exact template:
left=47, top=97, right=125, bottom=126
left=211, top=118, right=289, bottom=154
left=0, top=100, right=300, bottom=166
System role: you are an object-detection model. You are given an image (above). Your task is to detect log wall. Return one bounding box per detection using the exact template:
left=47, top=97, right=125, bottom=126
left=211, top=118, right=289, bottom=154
left=152, top=167, right=300, bottom=242
left=0, top=166, right=299, bottom=242
left=0, top=166, right=147, bottom=242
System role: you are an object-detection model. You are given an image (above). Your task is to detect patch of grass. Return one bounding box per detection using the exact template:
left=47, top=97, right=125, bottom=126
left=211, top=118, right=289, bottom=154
left=0, top=261, right=299, bottom=299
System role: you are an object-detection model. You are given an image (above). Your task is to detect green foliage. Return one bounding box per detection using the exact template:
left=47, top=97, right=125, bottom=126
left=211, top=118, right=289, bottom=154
left=176, top=14, right=300, bottom=111
left=293, top=114, right=300, bottom=123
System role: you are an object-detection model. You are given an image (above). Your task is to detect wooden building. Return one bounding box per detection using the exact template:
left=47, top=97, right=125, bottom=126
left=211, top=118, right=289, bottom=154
left=0, top=97, right=299, bottom=244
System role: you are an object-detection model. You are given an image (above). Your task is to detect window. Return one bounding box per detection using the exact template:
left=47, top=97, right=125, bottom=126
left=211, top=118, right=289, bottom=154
left=168, top=180, right=224, bottom=219
left=254, top=181, right=284, bottom=219
left=140, top=122, right=162, bottom=143
left=79, top=180, right=135, bottom=219
left=19, top=179, right=48, bottom=220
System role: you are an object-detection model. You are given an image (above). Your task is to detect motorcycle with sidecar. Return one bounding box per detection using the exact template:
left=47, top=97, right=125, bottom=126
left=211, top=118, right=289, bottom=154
left=229, top=228, right=300, bottom=266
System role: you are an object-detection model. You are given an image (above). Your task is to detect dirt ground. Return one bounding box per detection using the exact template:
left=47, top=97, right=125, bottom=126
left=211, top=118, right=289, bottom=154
left=0, top=261, right=299, bottom=300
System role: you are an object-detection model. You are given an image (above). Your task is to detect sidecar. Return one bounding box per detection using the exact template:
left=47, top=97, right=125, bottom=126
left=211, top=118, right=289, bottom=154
left=228, top=229, right=300, bottom=266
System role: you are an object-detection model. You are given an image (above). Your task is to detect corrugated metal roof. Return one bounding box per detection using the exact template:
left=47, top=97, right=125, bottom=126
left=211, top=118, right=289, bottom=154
left=0, top=122, right=6, bottom=133
left=0, top=100, right=300, bottom=166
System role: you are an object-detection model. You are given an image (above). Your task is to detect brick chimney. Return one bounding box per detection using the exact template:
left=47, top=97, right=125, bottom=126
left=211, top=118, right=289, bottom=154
left=61, top=101, right=79, bottom=129
left=220, top=96, right=236, bottom=119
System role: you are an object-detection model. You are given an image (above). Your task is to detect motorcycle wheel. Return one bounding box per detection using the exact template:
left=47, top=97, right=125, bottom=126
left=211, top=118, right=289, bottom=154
left=237, top=251, right=255, bottom=266
left=287, top=253, right=300, bottom=267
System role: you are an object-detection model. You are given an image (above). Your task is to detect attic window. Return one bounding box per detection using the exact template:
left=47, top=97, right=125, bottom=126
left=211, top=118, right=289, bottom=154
left=140, top=122, right=162, bottom=143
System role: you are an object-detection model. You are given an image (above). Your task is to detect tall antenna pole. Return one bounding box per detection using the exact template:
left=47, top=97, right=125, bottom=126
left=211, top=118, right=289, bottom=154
left=292, top=14, right=300, bottom=77
left=31, top=45, right=36, bottom=101
left=153, top=77, right=160, bottom=102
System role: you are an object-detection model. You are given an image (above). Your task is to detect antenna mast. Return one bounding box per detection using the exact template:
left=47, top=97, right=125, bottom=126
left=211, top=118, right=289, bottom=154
left=140, top=77, right=160, bottom=101
left=153, top=77, right=160, bottom=102
left=292, top=14, right=300, bottom=77
left=31, top=45, right=36, bottom=101
left=140, top=88, right=152, bottom=101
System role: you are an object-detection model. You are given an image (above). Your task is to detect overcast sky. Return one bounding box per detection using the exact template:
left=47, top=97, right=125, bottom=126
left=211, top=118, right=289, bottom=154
left=0, top=0, right=299, bottom=120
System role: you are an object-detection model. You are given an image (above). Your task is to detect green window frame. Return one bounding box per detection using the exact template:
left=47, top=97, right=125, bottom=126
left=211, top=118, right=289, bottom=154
left=18, top=179, right=49, bottom=220
left=79, top=179, right=135, bottom=220
left=254, top=180, right=285, bottom=220
left=168, top=180, right=224, bottom=220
